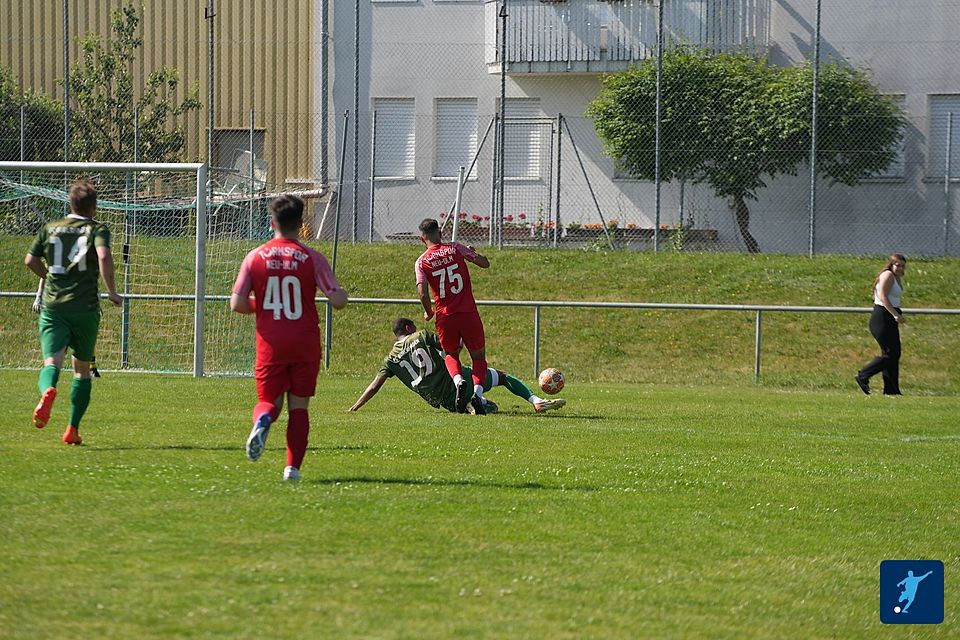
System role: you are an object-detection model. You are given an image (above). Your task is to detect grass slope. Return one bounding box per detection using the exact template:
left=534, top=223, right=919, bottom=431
left=2, top=237, right=959, bottom=393
left=0, top=372, right=957, bottom=638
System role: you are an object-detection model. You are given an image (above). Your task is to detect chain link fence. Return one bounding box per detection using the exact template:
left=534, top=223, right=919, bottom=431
left=0, top=0, right=958, bottom=256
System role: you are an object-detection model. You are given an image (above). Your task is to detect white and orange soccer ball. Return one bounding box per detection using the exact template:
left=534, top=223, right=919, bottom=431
left=538, top=368, right=564, bottom=395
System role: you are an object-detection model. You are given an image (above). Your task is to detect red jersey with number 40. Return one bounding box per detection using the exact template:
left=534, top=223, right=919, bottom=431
left=233, top=238, right=344, bottom=364
left=415, top=242, right=479, bottom=318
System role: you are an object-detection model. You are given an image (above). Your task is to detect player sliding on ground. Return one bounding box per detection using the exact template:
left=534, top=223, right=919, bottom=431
left=25, top=180, right=121, bottom=445
left=348, top=318, right=565, bottom=415
left=415, top=218, right=491, bottom=415
left=230, top=195, right=348, bottom=481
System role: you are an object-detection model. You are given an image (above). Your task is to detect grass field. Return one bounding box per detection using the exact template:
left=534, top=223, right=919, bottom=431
left=3, top=237, right=960, bottom=393
left=1, top=371, right=957, bottom=638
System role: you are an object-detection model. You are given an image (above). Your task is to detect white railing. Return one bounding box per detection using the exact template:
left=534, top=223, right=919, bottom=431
left=486, top=0, right=769, bottom=70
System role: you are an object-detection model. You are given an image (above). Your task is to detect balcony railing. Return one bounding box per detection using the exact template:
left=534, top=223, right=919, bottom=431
left=485, top=0, right=769, bottom=74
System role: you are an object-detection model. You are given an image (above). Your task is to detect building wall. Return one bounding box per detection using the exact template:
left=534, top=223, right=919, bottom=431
left=329, top=0, right=960, bottom=255
left=0, top=0, right=314, bottom=185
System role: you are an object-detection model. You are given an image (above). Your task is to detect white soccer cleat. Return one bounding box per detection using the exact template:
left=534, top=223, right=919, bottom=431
left=245, top=413, right=272, bottom=462
left=283, top=466, right=301, bottom=482
left=534, top=398, right=566, bottom=413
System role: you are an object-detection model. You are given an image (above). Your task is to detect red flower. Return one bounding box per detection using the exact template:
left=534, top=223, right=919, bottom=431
left=472, top=214, right=482, bottom=221
left=504, top=214, right=514, bottom=222
left=518, top=214, right=527, bottom=220
left=459, top=212, right=467, bottom=219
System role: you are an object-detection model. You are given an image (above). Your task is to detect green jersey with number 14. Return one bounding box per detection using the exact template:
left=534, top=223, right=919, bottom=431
left=379, top=329, right=458, bottom=412
left=29, top=215, right=111, bottom=312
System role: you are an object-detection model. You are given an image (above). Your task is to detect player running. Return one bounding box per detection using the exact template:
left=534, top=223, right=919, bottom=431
left=230, top=195, right=348, bottom=481
left=25, top=180, right=121, bottom=444
left=348, top=318, right=565, bottom=415
left=415, top=218, right=491, bottom=415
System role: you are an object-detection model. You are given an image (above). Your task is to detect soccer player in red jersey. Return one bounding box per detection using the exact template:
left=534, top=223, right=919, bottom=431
left=415, top=217, right=490, bottom=415
left=230, top=195, right=348, bottom=481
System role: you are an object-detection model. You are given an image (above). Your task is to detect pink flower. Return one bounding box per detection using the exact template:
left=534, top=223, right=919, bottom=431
left=472, top=214, right=482, bottom=221
left=504, top=214, right=514, bottom=222
left=459, top=212, right=467, bottom=219
left=518, top=214, right=526, bottom=220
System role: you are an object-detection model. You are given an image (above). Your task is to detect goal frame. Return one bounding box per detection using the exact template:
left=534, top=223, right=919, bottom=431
left=0, top=161, right=209, bottom=376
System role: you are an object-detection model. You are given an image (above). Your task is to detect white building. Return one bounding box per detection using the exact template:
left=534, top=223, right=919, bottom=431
left=325, top=0, right=960, bottom=255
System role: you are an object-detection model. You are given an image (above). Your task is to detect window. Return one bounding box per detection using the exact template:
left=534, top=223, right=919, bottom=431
left=434, top=99, right=479, bottom=179
left=501, top=98, right=544, bottom=180
left=373, top=98, right=416, bottom=179
left=928, top=95, right=960, bottom=179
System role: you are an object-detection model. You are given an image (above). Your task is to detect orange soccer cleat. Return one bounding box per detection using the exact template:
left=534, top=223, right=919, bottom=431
left=32, top=388, right=57, bottom=429
left=62, top=425, right=83, bottom=446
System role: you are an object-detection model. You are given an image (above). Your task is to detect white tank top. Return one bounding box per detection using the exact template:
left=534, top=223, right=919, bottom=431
left=874, top=276, right=902, bottom=307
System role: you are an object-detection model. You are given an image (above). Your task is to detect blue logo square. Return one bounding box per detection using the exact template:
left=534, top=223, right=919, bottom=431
left=880, top=560, right=944, bottom=624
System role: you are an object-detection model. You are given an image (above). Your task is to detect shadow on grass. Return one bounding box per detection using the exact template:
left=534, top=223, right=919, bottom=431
left=307, top=475, right=599, bottom=492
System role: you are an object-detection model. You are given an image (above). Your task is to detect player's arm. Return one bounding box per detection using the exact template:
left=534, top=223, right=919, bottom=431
left=348, top=374, right=389, bottom=411
left=96, top=246, right=122, bottom=307
left=457, top=243, right=489, bottom=269
left=311, top=251, right=348, bottom=309
left=25, top=253, right=47, bottom=279
left=417, top=282, right=434, bottom=321
left=230, top=252, right=257, bottom=314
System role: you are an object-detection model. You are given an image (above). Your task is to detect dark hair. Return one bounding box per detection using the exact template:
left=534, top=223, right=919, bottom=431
left=873, top=253, right=907, bottom=292
left=392, top=317, right=416, bottom=337
left=418, top=218, right=441, bottom=237
left=270, top=194, right=304, bottom=233
left=69, top=180, right=97, bottom=215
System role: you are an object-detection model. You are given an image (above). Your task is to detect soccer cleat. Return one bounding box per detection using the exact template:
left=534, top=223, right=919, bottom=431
left=245, top=413, right=272, bottom=462
left=854, top=375, right=870, bottom=395
left=482, top=399, right=498, bottom=414
left=455, top=378, right=471, bottom=414
left=283, top=466, right=301, bottom=482
left=534, top=398, right=566, bottom=413
left=62, top=425, right=82, bottom=445
left=470, top=395, right=487, bottom=416
left=32, top=387, right=57, bottom=429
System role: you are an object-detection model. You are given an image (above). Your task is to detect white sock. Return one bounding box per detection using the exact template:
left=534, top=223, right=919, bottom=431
left=453, top=374, right=463, bottom=386
left=529, top=395, right=544, bottom=405
left=474, top=383, right=484, bottom=399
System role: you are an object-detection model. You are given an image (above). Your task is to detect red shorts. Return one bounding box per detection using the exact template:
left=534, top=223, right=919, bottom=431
left=436, top=312, right=485, bottom=353
left=254, top=359, right=321, bottom=402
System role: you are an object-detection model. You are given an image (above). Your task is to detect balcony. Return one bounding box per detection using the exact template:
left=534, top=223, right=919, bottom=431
left=485, top=0, right=769, bottom=75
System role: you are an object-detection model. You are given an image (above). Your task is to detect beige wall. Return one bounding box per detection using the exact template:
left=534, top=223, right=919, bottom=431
left=0, top=0, right=313, bottom=184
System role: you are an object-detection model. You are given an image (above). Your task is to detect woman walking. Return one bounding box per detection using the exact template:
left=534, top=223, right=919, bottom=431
left=856, top=254, right=907, bottom=395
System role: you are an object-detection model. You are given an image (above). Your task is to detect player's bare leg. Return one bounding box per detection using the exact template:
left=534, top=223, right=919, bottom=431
left=284, top=394, right=309, bottom=481
left=34, top=349, right=66, bottom=429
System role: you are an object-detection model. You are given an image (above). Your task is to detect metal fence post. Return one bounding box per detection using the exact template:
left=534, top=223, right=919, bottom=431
left=193, top=164, right=208, bottom=378
left=533, top=304, right=541, bottom=380
left=754, top=309, right=763, bottom=381
left=368, top=109, right=377, bottom=243
left=945, top=112, right=953, bottom=256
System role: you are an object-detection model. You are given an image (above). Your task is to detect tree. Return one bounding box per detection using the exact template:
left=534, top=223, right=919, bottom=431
left=587, top=47, right=906, bottom=252
left=66, top=3, right=201, bottom=163
left=0, top=66, right=64, bottom=161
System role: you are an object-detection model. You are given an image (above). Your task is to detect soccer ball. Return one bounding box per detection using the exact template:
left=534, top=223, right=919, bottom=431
left=538, top=368, right=564, bottom=395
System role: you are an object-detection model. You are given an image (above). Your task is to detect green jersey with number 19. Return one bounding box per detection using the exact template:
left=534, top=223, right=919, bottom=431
left=378, top=329, right=458, bottom=412
left=29, top=215, right=111, bottom=312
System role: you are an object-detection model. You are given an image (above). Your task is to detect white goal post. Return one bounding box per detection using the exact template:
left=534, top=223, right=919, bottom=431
left=0, top=161, right=209, bottom=376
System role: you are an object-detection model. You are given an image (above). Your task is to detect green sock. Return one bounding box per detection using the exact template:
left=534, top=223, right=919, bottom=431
left=69, top=377, right=92, bottom=428
left=38, top=364, right=60, bottom=394
left=502, top=374, right=535, bottom=401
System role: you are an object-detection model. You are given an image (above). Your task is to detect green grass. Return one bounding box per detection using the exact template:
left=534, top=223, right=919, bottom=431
left=1, top=371, right=957, bottom=638
left=3, top=236, right=960, bottom=393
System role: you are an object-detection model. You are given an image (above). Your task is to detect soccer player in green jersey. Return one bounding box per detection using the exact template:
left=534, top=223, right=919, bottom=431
left=24, top=179, right=121, bottom=444
left=348, top=318, right=565, bottom=414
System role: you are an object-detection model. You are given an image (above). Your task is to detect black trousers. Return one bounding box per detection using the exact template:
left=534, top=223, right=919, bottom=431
left=858, top=305, right=901, bottom=394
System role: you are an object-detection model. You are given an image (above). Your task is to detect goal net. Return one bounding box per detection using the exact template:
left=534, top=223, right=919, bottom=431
left=0, top=161, right=321, bottom=376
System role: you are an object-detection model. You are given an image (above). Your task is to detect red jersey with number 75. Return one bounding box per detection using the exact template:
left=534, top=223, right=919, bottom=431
left=415, top=242, right=479, bottom=318
left=233, top=238, right=344, bottom=364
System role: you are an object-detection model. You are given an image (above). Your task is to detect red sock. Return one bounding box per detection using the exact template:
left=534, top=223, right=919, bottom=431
left=253, top=401, right=280, bottom=424
left=286, top=408, right=309, bottom=469
left=444, top=354, right=463, bottom=380
left=471, top=358, right=488, bottom=389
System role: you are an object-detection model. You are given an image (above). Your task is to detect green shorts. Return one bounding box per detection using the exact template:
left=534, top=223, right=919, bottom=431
left=38, top=310, right=100, bottom=361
